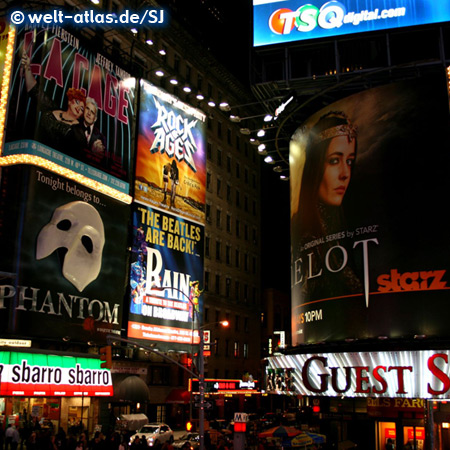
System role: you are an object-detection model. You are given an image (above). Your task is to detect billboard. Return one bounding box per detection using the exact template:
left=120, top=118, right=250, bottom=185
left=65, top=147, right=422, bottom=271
left=253, top=0, right=450, bottom=47
left=2, top=25, right=136, bottom=196
left=0, top=350, right=112, bottom=397
left=127, top=203, right=204, bottom=352
left=290, top=73, right=450, bottom=344
left=0, top=165, right=129, bottom=343
left=135, top=80, right=207, bottom=223
left=267, top=350, right=450, bottom=399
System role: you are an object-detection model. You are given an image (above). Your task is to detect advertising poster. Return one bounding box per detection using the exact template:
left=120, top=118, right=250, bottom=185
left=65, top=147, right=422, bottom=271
left=135, top=80, right=206, bottom=223
left=127, top=203, right=204, bottom=352
left=253, top=0, right=450, bottom=47
left=3, top=25, right=136, bottom=194
left=0, top=18, right=10, bottom=95
left=290, top=73, right=450, bottom=344
left=0, top=165, right=129, bottom=343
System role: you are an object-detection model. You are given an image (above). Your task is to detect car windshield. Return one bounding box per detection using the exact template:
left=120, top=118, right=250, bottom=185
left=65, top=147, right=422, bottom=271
left=139, top=426, right=158, bottom=434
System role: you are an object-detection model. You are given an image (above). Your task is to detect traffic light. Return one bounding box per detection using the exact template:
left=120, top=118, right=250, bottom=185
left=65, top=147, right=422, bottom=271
left=99, top=346, right=112, bottom=369
left=186, top=421, right=193, bottom=432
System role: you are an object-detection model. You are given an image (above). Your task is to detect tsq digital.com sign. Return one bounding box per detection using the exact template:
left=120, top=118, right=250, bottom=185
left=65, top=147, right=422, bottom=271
left=253, top=0, right=450, bottom=46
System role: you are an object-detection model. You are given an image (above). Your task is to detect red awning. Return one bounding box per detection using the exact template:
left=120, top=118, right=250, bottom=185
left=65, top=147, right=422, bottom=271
left=166, top=388, right=191, bottom=404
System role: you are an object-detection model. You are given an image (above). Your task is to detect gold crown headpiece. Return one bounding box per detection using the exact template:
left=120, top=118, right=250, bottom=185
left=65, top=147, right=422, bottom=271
left=314, top=111, right=357, bottom=143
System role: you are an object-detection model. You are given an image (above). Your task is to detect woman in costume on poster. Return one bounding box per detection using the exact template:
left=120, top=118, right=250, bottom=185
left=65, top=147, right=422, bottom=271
left=170, top=160, right=180, bottom=207
left=21, top=52, right=86, bottom=155
left=294, top=111, right=362, bottom=300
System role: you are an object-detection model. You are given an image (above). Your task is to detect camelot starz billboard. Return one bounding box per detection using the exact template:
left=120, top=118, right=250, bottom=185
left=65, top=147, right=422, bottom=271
left=290, top=73, right=450, bottom=345
left=2, top=25, right=135, bottom=196
left=134, top=80, right=206, bottom=223
left=0, top=165, right=129, bottom=343
left=253, top=0, right=450, bottom=47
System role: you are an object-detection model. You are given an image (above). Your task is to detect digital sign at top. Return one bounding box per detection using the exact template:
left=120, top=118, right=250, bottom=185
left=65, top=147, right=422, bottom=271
left=253, top=0, right=450, bottom=47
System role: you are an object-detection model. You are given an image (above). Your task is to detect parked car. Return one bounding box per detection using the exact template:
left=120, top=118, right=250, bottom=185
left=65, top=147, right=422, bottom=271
left=129, top=423, right=174, bottom=447
left=172, top=432, right=200, bottom=450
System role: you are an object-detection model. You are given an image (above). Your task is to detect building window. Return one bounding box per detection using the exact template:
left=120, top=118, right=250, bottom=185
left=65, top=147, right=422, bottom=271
left=197, top=74, right=203, bottom=91
left=252, top=256, right=257, bottom=274
left=227, top=155, right=231, bottom=173
left=236, top=136, right=241, bottom=152
left=252, top=173, right=256, bottom=188
left=236, top=162, right=240, bottom=179
left=244, top=195, right=249, bottom=212
left=226, top=277, right=231, bottom=297
left=215, top=241, right=221, bottom=261
left=234, top=342, right=240, bottom=358
left=206, top=172, right=211, bottom=191
left=204, top=271, right=210, bottom=291
left=235, top=281, right=240, bottom=300
left=207, top=142, right=212, bottom=160
left=225, top=339, right=229, bottom=357
left=243, top=343, right=248, bottom=359
left=215, top=274, right=221, bottom=294
left=235, top=190, right=240, bottom=208
left=226, top=245, right=231, bottom=265
left=215, top=310, right=220, bottom=324
left=252, top=228, right=257, bottom=244
left=217, top=178, right=222, bottom=196
left=174, top=53, right=180, bottom=72
left=244, top=317, right=249, bottom=332
left=244, top=168, right=249, bottom=184
left=253, top=200, right=257, bottom=216
left=217, top=121, right=222, bottom=138
left=227, top=129, right=232, bottom=145
left=216, top=208, right=222, bottom=228
left=244, top=284, right=248, bottom=302
left=214, top=339, right=219, bottom=356
left=235, top=315, right=240, bottom=331
left=205, top=236, right=210, bottom=258
left=244, top=253, right=249, bottom=271
left=206, top=204, right=211, bottom=223
left=235, top=249, right=240, bottom=268
left=244, top=142, right=249, bottom=157
left=226, top=214, right=231, bottom=233
left=244, top=224, right=249, bottom=241
left=236, top=219, right=240, bottom=237
left=217, top=148, right=222, bottom=166
left=186, top=64, right=192, bottom=83
left=226, top=184, right=232, bottom=203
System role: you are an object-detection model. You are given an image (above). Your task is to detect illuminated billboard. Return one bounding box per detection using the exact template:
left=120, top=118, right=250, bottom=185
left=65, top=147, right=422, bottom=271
left=0, top=165, right=129, bottom=343
left=2, top=25, right=135, bottom=199
left=267, top=350, right=450, bottom=399
left=135, top=80, right=207, bottom=223
left=290, top=73, right=450, bottom=344
left=127, top=203, right=204, bottom=352
left=253, top=0, right=450, bottom=47
left=0, top=350, right=112, bottom=397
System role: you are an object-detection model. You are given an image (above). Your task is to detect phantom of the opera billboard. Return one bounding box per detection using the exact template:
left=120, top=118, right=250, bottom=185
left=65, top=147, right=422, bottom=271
left=127, top=203, right=204, bottom=352
left=134, top=80, right=207, bottom=223
left=3, top=25, right=135, bottom=194
left=290, top=73, right=450, bottom=345
left=0, top=165, right=129, bottom=343
left=266, top=350, right=450, bottom=399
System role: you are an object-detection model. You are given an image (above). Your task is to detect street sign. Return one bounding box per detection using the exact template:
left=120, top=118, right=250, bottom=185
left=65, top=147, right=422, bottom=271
left=194, top=401, right=213, bottom=409
left=234, top=412, right=248, bottom=423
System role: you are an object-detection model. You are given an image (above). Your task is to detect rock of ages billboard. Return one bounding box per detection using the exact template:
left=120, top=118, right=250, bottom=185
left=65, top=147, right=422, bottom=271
left=135, top=80, right=206, bottom=223
left=0, top=165, right=129, bottom=343
left=290, top=73, right=450, bottom=345
left=3, top=25, right=135, bottom=194
left=127, top=203, right=204, bottom=352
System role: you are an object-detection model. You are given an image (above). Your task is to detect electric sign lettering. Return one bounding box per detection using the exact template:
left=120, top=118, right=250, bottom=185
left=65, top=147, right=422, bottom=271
left=269, top=1, right=406, bottom=35
left=150, top=97, right=199, bottom=172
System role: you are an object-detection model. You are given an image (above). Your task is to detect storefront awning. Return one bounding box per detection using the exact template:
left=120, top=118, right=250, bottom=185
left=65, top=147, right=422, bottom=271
left=166, top=388, right=191, bottom=404
left=115, top=376, right=150, bottom=403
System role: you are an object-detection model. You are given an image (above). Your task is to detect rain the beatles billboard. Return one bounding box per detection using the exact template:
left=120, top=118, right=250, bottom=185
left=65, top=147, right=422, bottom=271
left=253, top=0, right=450, bottom=47
left=134, top=80, right=207, bottom=223
left=2, top=25, right=135, bottom=196
left=290, top=72, right=450, bottom=345
left=0, top=165, right=129, bottom=343
left=127, top=203, right=204, bottom=352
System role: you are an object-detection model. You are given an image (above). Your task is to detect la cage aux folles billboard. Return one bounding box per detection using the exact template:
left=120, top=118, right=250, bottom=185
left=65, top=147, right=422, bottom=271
left=135, top=80, right=207, bottom=224
left=253, top=0, right=450, bottom=47
left=290, top=72, right=450, bottom=345
left=127, top=203, right=204, bottom=352
left=0, top=165, right=129, bottom=343
left=3, top=25, right=136, bottom=196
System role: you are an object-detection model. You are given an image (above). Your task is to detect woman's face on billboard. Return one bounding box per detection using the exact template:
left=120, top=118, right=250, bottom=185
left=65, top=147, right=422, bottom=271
left=318, top=135, right=355, bottom=206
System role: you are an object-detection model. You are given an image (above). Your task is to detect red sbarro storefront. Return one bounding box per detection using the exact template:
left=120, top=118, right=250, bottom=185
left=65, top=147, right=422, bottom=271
left=0, top=349, right=112, bottom=431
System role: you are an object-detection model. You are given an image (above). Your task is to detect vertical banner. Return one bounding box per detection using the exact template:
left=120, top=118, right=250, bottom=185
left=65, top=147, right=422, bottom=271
left=127, top=203, right=204, bottom=352
left=3, top=25, right=135, bottom=195
left=134, top=80, right=206, bottom=223
left=0, top=165, right=129, bottom=343
left=290, top=74, right=450, bottom=345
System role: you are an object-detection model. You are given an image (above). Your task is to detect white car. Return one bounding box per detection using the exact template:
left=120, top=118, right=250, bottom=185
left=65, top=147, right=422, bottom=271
left=129, top=423, right=174, bottom=447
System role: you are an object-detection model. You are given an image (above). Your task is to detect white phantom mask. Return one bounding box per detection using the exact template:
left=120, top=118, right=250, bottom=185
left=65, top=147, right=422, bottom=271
left=36, top=201, right=105, bottom=292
